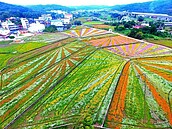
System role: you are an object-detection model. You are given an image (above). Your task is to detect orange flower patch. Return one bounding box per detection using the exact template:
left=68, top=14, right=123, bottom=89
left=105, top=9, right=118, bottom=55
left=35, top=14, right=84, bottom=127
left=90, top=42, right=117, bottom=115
left=107, top=62, right=130, bottom=128
left=141, top=61, right=172, bottom=71
left=93, top=24, right=111, bottom=29
left=139, top=63, right=172, bottom=82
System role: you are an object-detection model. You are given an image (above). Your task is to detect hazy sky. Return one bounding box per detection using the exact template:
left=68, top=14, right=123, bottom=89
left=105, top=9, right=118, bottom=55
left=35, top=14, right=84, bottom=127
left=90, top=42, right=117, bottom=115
left=1, top=0, right=152, bottom=6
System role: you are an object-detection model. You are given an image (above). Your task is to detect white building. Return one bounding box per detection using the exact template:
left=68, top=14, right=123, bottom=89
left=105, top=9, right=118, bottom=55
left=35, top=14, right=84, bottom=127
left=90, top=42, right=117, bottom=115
left=61, top=18, right=70, bottom=24
left=39, top=14, right=52, bottom=21
left=49, top=10, right=66, bottom=14
left=0, top=28, right=10, bottom=36
left=141, top=23, right=149, bottom=27
left=164, top=22, right=172, bottom=26
left=51, top=20, right=64, bottom=31
left=1, top=20, right=19, bottom=33
left=21, top=18, right=29, bottom=29
left=64, top=14, right=73, bottom=20
left=28, top=21, right=45, bottom=32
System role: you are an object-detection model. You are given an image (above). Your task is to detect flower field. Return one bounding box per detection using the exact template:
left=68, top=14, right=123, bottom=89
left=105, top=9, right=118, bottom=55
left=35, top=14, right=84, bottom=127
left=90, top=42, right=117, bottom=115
left=0, top=28, right=172, bottom=129
left=88, top=35, right=138, bottom=47
left=63, top=28, right=110, bottom=37
left=106, top=42, right=172, bottom=58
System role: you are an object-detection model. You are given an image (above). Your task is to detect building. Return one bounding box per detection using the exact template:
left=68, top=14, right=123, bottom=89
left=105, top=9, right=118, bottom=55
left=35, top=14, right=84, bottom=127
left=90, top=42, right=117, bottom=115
left=51, top=20, right=64, bottom=31
left=60, top=18, right=70, bottom=24
left=0, top=28, right=10, bottom=39
left=129, top=12, right=172, bottom=21
left=130, top=12, right=169, bottom=17
left=64, top=14, right=73, bottom=20
left=48, top=10, right=66, bottom=14
left=21, top=18, right=29, bottom=29
left=1, top=20, right=19, bottom=34
left=141, top=23, right=149, bottom=27
left=28, top=21, right=45, bottom=32
left=133, top=25, right=143, bottom=29
left=39, top=14, right=52, bottom=21
left=164, top=22, right=172, bottom=27
left=120, top=16, right=132, bottom=22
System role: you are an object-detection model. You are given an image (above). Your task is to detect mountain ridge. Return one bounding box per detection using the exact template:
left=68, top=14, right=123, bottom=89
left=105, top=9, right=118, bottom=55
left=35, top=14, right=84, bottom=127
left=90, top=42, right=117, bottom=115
left=112, top=0, right=172, bottom=15
left=0, top=1, right=41, bottom=20
left=26, top=4, right=73, bottom=12
left=0, top=0, right=171, bottom=20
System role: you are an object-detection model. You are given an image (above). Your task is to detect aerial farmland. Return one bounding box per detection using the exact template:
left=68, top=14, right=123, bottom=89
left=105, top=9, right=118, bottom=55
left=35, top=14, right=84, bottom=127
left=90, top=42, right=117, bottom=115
left=0, top=27, right=172, bottom=129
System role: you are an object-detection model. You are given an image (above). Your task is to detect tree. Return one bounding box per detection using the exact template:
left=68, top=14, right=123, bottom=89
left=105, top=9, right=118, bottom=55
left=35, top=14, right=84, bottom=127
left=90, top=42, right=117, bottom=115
left=9, top=36, right=15, bottom=39
left=142, top=26, right=150, bottom=34
left=129, top=20, right=136, bottom=26
left=138, top=16, right=144, bottom=22
left=110, top=13, right=120, bottom=18
left=74, top=20, right=82, bottom=26
left=135, top=31, right=144, bottom=39
left=124, top=22, right=132, bottom=28
left=66, top=24, right=72, bottom=29
left=43, top=25, right=57, bottom=32
left=111, top=22, right=119, bottom=26
left=128, top=29, right=138, bottom=37
left=150, top=25, right=157, bottom=34
left=115, top=26, right=125, bottom=31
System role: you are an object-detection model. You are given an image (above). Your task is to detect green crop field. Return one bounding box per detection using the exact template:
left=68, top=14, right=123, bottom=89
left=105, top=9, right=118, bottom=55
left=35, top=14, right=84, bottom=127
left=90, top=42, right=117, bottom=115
left=0, top=40, right=13, bottom=45
left=0, top=42, right=48, bottom=69
left=1, top=28, right=172, bottom=129
left=0, top=42, right=47, bottom=53
left=84, top=21, right=104, bottom=25
left=146, top=39, right=172, bottom=48
left=23, top=32, right=69, bottom=43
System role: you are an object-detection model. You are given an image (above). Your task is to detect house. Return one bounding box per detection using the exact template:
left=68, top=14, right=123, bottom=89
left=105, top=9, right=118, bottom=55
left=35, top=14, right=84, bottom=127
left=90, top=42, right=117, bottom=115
left=1, top=20, right=19, bottom=34
left=141, top=23, right=149, bottom=27
left=120, top=16, right=132, bottom=22
left=61, top=18, right=70, bottom=24
left=0, top=28, right=10, bottom=39
left=133, top=25, right=143, bottom=29
left=51, top=20, right=64, bottom=31
left=28, top=21, right=45, bottom=32
left=39, top=14, right=52, bottom=21
left=64, top=14, right=73, bottom=20
left=164, top=22, right=172, bottom=27
left=21, top=18, right=29, bottom=29
left=49, top=10, right=66, bottom=14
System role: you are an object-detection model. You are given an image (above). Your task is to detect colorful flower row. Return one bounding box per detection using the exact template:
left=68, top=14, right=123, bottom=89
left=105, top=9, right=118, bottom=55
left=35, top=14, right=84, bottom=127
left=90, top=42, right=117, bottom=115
left=63, top=28, right=110, bottom=38
left=106, top=42, right=172, bottom=58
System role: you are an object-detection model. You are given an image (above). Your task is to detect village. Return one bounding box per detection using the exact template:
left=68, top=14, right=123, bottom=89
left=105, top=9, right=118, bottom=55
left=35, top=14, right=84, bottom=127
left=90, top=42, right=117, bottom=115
left=0, top=8, right=172, bottom=43
left=0, top=11, right=73, bottom=41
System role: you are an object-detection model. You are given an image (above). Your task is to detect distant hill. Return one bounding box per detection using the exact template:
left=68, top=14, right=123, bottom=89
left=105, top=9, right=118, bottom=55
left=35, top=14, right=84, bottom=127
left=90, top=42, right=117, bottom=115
left=0, top=0, right=171, bottom=21
left=0, top=2, right=41, bottom=20
left=26, top=4, right=74, bottom=12
left=70, top=5, right=110, bottom=10
left=112, top=0, right=172, bottom=15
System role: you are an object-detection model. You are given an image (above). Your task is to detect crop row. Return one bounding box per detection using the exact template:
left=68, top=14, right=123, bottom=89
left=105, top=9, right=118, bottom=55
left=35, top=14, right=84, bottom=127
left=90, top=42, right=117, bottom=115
left=105, top=58, right=172, bottom=128
left=5, top=38, right=75, bottom=66
left=0, top=42, right=96, bottom=128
